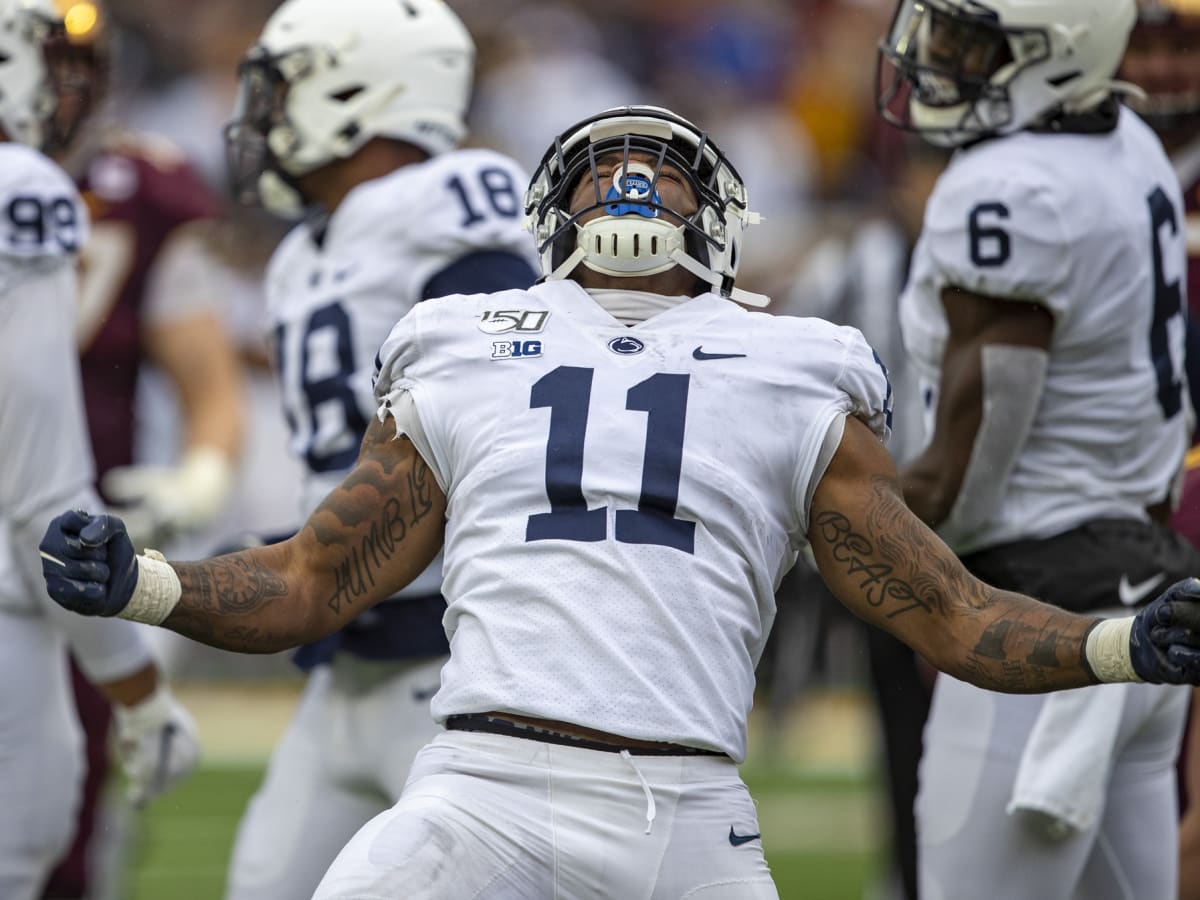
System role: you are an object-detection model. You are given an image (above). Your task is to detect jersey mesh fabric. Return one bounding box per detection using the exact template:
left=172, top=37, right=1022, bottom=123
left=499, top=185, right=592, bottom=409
left=375, top=282, right=890, bottom=760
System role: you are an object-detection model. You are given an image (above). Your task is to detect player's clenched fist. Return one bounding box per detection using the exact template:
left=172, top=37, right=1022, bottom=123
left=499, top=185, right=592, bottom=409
left=1129, top=578, right=1200, bottom=683
left=39, top=510, right=138, bottom=617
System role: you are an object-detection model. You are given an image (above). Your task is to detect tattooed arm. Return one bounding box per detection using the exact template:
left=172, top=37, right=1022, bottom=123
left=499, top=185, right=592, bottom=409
left=808, top=415, right=1099, bottom=693
left=163, top=416, right=446, bottom=653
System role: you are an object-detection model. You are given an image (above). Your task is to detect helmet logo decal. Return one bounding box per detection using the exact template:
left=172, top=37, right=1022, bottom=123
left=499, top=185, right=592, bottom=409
left=604, top=163, right=660, bottom=218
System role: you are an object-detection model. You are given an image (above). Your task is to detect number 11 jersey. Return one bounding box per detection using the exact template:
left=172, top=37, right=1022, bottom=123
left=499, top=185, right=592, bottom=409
left=374, top=282, right=892, bottom=761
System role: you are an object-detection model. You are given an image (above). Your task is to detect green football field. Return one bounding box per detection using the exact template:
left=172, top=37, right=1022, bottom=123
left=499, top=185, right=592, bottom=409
left=125, top=763, right=883, bottom=899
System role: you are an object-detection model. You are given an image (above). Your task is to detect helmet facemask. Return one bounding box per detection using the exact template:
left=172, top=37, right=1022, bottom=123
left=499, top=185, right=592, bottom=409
left=876, top=0, right=1050, bottom=146
left=223, top=49, right=312, bottom=218
left=525, top=107, right=766, bottom=306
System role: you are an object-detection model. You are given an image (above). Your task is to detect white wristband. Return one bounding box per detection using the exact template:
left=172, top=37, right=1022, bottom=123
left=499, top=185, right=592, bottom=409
left=117, top=549, right=182, bottom=626
left=1084, top=617, right=1143, bottom=684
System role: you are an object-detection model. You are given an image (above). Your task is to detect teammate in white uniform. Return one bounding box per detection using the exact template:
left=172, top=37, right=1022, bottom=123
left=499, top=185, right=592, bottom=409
left=876, top=1, right=1199, bottom=897
left=218, top=2, right=538, bottom=897
left=0, top=3, right=199, bottom=898
left=36, top=105, right=1200, bottom=900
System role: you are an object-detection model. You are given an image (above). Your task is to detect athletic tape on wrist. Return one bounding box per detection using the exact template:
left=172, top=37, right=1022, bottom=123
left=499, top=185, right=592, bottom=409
left=1084, top=617, right=1143, bottom=683
left=117, top=549, right=182, bottom=626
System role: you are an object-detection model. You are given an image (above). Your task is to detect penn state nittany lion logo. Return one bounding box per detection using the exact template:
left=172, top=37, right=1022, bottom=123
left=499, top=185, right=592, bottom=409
left=608, top=335, right=645, bottom=355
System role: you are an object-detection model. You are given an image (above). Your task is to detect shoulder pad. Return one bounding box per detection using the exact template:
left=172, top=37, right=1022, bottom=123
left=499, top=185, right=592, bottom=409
left=0, top=145, right=88, bottom=262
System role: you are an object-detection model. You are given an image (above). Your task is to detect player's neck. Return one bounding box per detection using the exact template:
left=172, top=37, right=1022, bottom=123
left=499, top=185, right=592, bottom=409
left=584, top=287, right=692, bottom=325
left=299, top=138, right=430, bottom=214
left=571, top=264, right=704, bottom=297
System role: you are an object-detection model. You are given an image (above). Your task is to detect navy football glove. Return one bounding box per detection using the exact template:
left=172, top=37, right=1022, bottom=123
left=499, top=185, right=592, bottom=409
left=40, top=510, right=138, bottom=617
left=1129, top=578, right=1200, bottom=683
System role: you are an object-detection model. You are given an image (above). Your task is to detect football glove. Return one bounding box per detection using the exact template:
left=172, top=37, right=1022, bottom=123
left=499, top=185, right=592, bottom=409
left=40, top=510, right=138, bottom=617
left=112, top=685, right=201, bottom=807
left=1129, top=578, right=1200, bottom=684
left=101, top=446, right=234, bottom=549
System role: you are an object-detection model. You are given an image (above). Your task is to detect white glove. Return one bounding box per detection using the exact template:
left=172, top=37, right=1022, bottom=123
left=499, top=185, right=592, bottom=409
left=102, top=446, right=234, bottom=549
left=112, top=685, right=202, bottom=807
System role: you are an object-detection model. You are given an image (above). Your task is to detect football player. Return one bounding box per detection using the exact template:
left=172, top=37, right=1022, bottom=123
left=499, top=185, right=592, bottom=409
left=218, top=1, right=537, bottom=897
left=0, top=3, right=199, bottom=899
left=36, top=5, right=243, bottom=894
left=38, top=103, right=1200, bottom=900
left=877, top=0, right=1198, bottom=896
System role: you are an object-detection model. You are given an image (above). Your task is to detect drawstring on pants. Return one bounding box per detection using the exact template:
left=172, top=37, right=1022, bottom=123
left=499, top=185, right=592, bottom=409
left=620, top=749, right=657, bottom=835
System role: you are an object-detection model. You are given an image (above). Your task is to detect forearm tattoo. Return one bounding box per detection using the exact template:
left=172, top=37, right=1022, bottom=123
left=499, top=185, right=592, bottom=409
left=166, top=422, right=441, bottom=654
left=170, top=558, right=288, bottom=653
left=815, top=475, right=1095, bottom=691
left=317, top=440, right=436, bottom=615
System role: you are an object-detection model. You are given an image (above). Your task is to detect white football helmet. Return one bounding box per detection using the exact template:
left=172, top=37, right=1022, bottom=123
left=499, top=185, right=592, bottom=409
left=876, top=0, right=1137, bottom=146
left=523, top=106, right=766, bottom=306
left=225, top=0, right=474, bottom=217
left=0, top=0, right=64, bottom=148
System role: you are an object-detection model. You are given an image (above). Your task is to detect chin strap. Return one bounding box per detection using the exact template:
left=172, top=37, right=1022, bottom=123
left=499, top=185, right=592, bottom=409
left=667, top=248, right=770, bottom=308
left=548, top=246, right=587, bottom=282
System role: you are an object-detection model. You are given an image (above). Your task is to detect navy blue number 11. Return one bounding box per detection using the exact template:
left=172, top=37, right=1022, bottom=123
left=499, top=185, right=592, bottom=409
left=526, top=366, right=695, bottom=553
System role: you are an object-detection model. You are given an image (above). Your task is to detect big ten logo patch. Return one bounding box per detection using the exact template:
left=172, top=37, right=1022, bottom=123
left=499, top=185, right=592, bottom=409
left=478, top=309, right=550, bottom=335
left=492, top=340, right=543, bottom=360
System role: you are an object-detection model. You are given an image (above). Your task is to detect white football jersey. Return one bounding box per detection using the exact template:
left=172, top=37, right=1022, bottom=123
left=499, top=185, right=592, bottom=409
left=267, top=149, right=536, bottom=596
left=374, top=282, right=891, bottom=761
left=0, top=144, right=93, bottom=611
left=900, top=109, right=1189, bottom=553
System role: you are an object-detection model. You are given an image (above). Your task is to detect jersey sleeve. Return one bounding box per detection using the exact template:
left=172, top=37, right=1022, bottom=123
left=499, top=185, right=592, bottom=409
left=373, top=306, right=448, bottom=490
left=0, top=145, right=89, bottom=295
left=788, top=323, right=893, bottom=533
left=836, top=327, right=894, bottom=442
left=922, top=156, right=1072, bottom=313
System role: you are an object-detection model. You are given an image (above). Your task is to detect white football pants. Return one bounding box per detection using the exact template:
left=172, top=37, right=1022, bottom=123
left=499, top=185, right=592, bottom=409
left=224, top=654, right=447, bottom=900
left=312, top=729, right=779, bottom=899
left=0, top=611, right=84, bottom=900
left=918, top=675, right=1188, bottom=900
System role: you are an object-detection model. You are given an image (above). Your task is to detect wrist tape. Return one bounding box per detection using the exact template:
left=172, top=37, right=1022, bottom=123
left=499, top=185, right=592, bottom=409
left=117, top=550, right=182, bottom=626
left=1084, top=617, right=1143, bottom=683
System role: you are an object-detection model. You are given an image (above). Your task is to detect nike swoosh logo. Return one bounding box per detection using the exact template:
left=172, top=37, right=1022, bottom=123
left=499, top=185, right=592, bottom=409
left=728, top=826, right=761, bottom=846
left=693, top=346, right=746, bottom=361
left=1118, top=572, right=1166, bottom=606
